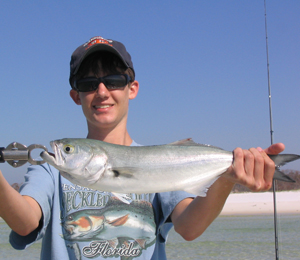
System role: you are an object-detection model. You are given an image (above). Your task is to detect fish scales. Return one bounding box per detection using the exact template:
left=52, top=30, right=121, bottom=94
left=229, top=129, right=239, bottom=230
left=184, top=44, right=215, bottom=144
left=40, top=138, right=299, bottom=198
left=86, top=141, right=233, bottom=194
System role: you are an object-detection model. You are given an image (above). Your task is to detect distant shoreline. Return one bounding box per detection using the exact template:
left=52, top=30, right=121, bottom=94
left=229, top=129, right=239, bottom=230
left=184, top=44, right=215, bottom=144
left=1, top=191, right=299, bottom=222
left=221, top=190, right=300, bottom=216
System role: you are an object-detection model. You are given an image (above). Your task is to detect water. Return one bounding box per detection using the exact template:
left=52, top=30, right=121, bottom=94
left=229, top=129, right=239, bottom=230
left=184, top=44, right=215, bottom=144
left=0, top=219, right=41, bottom=259
left=166, top=215, right=300, bottom=260
left=1, top=215, right=299, bottom=259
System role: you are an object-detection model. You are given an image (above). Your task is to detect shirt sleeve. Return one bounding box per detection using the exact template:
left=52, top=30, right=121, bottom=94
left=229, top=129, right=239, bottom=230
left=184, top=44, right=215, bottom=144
left=157, top=191, right=194, bottom=240
left=9, top=164, right=56, bottom=249
left=150, top=191, right=194, bottom=260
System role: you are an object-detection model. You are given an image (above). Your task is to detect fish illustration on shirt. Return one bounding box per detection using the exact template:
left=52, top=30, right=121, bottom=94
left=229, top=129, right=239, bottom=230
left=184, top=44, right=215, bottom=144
left=61, top=197, right=156, bottom=250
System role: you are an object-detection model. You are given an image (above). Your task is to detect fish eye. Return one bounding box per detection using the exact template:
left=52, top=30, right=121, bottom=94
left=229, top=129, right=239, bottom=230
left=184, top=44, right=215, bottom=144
left=63, top=145, right=75, bottom=154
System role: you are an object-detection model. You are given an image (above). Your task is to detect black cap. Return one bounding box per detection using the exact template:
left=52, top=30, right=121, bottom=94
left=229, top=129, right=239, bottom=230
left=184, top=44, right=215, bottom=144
left=69, top=36, right=134, bottom=87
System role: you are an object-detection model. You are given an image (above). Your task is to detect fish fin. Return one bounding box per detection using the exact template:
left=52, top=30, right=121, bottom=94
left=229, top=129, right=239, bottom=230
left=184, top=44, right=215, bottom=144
left=269, top=154, right=300, bottom=182
left=111, top=167, right=139, bottom=178
left=167, top=138, right=225, bottom=150
left=274, top=169, right=295, bottom=183
left=268, top=154, right=300, bottom=167
left=111, top=192, right=132, bottom=204
left=135, top=238, right=147, bottom=249
left=108, top=238, right=119, bottom=249
left=107, top=214, right=129, bottom=226
left=183, top=176, right=220, bottom=197
left=168, top=138, right=195, bottom=146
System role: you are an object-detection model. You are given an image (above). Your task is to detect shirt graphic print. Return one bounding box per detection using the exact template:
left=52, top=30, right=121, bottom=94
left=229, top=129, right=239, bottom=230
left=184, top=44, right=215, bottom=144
left=60, top=183, right=156, bottom=259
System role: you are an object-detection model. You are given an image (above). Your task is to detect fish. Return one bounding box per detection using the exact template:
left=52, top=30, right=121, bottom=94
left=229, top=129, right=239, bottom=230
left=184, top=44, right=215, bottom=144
left=62, top=198, right=156, bottom=249
left=40, top=138, right=298, bottom=197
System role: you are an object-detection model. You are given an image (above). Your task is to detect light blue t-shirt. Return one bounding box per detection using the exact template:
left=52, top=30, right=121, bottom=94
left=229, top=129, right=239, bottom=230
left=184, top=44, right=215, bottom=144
left=10, top=141, right=193, bottom=259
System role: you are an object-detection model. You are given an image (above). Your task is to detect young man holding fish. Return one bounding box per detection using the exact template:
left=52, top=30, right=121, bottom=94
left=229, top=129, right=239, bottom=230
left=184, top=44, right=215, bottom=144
left=0, top=36, right=286, bottom=259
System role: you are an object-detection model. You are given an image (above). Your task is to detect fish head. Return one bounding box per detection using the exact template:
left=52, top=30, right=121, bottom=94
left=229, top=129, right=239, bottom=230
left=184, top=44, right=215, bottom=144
left=62, top=211, right=105, bottom=240
left=40, top=138, right=108, bottom=186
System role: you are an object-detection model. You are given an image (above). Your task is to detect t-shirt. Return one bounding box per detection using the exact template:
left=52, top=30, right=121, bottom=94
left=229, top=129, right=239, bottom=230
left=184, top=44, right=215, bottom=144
left=10, top=141, right=193, bottom=259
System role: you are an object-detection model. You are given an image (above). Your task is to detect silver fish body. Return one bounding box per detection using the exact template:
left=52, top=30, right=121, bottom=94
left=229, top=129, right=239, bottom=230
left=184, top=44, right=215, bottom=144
left=40, top=138, right=298, bottom=197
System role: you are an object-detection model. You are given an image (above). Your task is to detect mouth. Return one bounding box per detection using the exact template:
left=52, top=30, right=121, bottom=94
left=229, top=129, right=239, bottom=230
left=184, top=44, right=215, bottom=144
left=63, top=224, right=74, bottom=234
left=40, top=150, right=56, bottom=165
left=94, top=104, right=113, bottom=109
left=48, top=151, right=55, bottom=158
left=40, top=142, right=64, bottom=166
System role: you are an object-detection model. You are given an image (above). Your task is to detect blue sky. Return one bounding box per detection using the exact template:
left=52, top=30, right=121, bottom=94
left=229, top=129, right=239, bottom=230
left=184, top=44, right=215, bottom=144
left=1, top=1, right=299, bottom=184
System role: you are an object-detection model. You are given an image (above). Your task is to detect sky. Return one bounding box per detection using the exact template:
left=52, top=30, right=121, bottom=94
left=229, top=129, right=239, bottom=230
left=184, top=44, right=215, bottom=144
left=0, top=0, right=299, bottom=184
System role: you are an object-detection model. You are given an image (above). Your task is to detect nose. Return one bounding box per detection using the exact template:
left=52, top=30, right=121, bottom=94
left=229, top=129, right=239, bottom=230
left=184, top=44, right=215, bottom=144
left=95, top=82, right=109, bottom=98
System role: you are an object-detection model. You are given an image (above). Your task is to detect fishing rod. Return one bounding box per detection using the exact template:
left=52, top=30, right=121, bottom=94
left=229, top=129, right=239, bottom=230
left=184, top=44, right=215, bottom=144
left=264, top=1, right=279, bottom=259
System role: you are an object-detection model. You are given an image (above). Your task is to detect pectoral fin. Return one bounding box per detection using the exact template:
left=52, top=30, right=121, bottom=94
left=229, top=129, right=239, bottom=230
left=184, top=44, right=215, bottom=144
left=111, top=167, right=142, bottom=178
left=107, top=214, right=129, bottom=226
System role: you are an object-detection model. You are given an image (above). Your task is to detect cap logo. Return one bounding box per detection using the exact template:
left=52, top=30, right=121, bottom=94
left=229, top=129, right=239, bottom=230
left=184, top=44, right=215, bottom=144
left=84, top=36, right=113, bottom=49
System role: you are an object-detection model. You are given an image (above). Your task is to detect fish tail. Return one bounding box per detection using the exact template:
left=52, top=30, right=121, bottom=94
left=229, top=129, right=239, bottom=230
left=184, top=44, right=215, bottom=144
left=274, top=168, right=295, bottom=183
left=269, top=154, right=300, bottom=183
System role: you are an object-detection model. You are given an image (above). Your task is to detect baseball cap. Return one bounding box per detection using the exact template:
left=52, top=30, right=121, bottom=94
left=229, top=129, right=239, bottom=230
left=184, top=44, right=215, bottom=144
left=69, top=36, right=134, bottom=87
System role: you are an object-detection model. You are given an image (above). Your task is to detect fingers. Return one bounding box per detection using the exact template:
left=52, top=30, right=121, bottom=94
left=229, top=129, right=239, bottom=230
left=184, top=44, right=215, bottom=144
left=249, top=148, right=264, bottom=190
left=259, top=149, right=275, bottom=190
left=228, top=148, right=254, bottom=187
left=227, top=146, right=276, bottom=192
left=264, top=143, right=285, bottom=155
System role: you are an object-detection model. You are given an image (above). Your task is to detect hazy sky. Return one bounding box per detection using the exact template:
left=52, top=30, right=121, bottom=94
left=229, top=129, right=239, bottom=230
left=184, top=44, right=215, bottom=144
left=1, top=0, right=299, bottom=184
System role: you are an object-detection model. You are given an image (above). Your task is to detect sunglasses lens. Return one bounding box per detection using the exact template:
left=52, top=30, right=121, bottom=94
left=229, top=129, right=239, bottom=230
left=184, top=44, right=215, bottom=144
left=76, top=79, right=99, bottom=92
left=75, top=75, right=130, bottom=92
left=104, top=75, right=129, bottom=89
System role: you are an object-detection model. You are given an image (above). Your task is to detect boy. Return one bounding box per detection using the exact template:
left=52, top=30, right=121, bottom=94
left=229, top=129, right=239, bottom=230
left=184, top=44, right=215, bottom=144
left=0, top=36, right=284, bottom=259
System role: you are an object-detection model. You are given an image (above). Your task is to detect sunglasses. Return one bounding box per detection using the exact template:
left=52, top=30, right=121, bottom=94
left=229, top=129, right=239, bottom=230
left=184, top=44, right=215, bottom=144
left=74, top=74, right=131, bottom=92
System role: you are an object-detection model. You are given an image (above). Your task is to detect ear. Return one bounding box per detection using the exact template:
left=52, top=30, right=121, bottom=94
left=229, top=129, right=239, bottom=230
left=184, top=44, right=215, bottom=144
left=70, top=89, right=82, bottom=105
left=128, top=80, right=139, bottom=100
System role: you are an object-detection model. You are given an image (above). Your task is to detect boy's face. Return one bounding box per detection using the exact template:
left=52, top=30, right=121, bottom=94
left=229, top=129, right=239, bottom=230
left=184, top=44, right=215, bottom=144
left=70, top=62, right=139, bottom=133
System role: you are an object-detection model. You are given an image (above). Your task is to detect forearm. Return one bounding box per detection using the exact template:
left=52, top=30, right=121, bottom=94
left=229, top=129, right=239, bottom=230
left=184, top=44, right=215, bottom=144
left=0, top=171, right=42, bottom=236
left=172, top=176, right=234, bottom=241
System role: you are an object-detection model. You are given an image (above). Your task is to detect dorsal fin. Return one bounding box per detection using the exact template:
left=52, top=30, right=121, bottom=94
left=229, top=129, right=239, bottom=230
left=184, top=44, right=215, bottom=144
left=168, top=138, right=198, bottom=146
left=167, top=138, right=224, bottom=150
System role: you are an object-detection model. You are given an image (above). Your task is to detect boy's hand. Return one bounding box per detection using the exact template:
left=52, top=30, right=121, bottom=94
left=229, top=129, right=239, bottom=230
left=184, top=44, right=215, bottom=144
left=224, top=143, right=285, bottom=191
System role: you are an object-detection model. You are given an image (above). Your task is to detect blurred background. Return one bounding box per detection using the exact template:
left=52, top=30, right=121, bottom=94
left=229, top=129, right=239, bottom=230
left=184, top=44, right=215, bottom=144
left=0, top=0, right=299, bottom=184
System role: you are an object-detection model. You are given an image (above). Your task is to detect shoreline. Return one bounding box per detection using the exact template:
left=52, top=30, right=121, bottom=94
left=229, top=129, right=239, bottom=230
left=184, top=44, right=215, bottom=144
left=220, top=190, right=300, bottom=216
left=1, top=191, right=299, bottom=221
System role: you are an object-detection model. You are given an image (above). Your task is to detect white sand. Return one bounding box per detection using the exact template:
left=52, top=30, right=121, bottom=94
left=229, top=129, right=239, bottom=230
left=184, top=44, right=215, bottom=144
left=221, top=190, right=300, bottom=215
left=0, top=191, right=298, bottom=219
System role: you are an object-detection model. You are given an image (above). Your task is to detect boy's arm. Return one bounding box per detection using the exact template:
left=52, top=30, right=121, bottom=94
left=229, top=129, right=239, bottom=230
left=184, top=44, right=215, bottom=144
left=171, top=143, right=284, bottom=241
left=0, top=170, right=42, bottom=236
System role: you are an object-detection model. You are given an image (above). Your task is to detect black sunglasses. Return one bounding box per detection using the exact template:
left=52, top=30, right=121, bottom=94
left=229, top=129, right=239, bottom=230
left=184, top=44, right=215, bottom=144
left=74, top=74, right=131, bottom=92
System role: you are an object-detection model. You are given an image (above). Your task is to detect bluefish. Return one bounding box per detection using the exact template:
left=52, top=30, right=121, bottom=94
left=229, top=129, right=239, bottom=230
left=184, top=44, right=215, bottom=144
left=41, top=138, right=298, bottom=197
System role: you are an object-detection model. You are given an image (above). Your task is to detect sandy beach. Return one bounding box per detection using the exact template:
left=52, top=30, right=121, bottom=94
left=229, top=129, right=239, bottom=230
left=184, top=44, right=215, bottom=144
left=221, top=190, right=300, bottom=215
left=0, top=191, right=298, bottom=220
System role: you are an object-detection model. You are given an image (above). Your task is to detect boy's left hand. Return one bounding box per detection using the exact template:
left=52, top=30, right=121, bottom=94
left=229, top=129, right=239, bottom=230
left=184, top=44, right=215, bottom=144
left=224, top=143, right=285, bottom=191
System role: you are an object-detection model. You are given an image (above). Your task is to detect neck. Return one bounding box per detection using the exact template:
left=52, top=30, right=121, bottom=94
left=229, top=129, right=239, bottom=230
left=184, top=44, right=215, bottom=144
left=87, top=125, right=132, bottom=146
